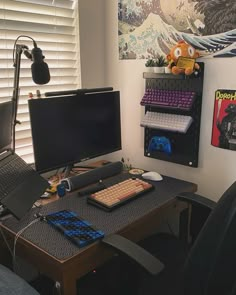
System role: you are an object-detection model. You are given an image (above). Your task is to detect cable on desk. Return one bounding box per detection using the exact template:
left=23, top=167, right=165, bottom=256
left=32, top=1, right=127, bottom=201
left=54, top=281, right=62, bottom=295
left=13, top=217, right=42, bottom=272
left=0, top=224, right=22, bottom=273
left=0, top=225, right=13, bottom=257
left=0, top=204, right=42, bottom=267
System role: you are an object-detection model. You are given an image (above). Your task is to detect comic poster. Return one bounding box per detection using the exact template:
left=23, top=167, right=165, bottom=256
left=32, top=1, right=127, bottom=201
left=118, top=0, right=236, bottom=59
left=211, top=89, right=236, bottom=150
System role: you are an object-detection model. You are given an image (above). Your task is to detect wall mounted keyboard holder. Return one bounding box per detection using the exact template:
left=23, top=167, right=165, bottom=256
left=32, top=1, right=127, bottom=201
left=142, top=62, right=204, bottom=167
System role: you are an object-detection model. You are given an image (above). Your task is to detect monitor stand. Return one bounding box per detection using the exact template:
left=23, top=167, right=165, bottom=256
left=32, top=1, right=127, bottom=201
left=63, top=164, right=97, bottom=178
left=64, top=164, right=73, bottom=178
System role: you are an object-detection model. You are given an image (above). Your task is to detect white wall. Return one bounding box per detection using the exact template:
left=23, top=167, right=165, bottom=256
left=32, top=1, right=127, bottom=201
left=80, top=0, right=236, bottom=201
left=79, top=0, right=106, bottom=88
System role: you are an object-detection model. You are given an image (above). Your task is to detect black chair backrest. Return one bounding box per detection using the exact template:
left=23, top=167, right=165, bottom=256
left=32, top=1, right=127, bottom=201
left=181, top=181, right=236, bottom=295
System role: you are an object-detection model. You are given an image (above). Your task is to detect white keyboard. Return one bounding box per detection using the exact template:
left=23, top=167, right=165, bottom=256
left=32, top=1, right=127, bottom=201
left=141, top=111, right=193, bottom=133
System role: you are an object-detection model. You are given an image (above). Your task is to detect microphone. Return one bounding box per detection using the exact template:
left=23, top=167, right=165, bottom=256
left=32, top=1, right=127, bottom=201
left=31, top=45, right=50, bottom=85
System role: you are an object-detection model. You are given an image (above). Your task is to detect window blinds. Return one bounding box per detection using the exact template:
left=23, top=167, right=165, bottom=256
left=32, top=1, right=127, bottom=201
left=0, top=0, right=81, bottom=163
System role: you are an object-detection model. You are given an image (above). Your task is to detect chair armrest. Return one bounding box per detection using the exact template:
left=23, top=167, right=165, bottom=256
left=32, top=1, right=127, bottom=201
left=177, top=192, right=216, bottom=244
left=102, top=234, right=164, bottom=276
left=177, top=192, right=216, bottom=211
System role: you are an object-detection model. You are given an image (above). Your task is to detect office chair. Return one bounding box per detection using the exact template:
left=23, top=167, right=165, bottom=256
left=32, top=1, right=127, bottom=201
left=0, top=264, right=39, bottom=295
left=103, top=181, right=236, bottom=295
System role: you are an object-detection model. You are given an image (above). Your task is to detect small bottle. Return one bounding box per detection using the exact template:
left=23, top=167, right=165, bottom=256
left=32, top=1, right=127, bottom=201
left=36, top=90, right=41, bottom=98
left=28, top=92, right=34, bottom=99
left=57, top=183, right=66, bottom=197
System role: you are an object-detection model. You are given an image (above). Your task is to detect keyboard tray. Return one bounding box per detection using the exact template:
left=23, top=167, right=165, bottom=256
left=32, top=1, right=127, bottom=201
left=87, top=178, right=154, bottom=211
left=46, top=210, right=104, bottom=248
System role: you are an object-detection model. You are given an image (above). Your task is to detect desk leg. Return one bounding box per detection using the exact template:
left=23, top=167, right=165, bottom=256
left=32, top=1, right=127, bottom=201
left=60, top=274, right=77, bottom=295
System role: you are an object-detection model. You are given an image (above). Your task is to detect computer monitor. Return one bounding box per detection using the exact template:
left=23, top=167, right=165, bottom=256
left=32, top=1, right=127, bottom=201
left=28, top=91, right=122, bottom=173
left=0, top=101, right=13, bottom=154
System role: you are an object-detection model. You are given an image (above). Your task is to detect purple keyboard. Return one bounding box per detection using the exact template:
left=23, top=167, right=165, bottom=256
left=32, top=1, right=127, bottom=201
left=140, top=89, right=196, bottom=111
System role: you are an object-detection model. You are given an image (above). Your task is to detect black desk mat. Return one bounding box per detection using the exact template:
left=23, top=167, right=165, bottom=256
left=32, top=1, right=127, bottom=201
left=3, top=173, right=195, bottom=260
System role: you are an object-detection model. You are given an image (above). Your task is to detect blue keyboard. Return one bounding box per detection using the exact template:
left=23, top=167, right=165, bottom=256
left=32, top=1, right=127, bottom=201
left=46, top=210, right=104, bottom=248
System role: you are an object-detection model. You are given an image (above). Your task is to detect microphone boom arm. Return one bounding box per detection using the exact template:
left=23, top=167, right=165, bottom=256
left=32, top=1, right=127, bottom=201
left=12, top=44, right=25, bottom=152
left=11, top=35, right=50, bottom=152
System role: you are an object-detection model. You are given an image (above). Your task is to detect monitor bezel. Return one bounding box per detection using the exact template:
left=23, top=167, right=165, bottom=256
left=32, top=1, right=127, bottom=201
left=29, top=91, right=122, bottom=173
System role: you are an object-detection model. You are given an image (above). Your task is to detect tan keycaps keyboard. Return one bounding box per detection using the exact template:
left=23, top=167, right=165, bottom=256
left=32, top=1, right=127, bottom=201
left=87, top=178, right=154, bottom=211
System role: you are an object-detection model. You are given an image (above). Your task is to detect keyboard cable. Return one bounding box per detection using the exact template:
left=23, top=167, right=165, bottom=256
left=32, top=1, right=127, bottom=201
left=0, top=207, right=43, bottom=273
left=0, top=225, right=14, bottom=257
left=13, top=215, right=44, bottom=272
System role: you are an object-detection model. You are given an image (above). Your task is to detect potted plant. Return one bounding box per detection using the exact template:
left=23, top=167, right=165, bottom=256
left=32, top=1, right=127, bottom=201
left=164, top=57, right=172, bottom=74
left=153, top=55, right=168, bottom=73
left=145, top=58, right=155, bottom=72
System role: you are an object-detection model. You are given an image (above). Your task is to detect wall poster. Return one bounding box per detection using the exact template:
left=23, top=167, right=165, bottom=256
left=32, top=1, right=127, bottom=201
left=118, top=0, right=236, bottom=59
left=211, top=90, right=236, bottom=151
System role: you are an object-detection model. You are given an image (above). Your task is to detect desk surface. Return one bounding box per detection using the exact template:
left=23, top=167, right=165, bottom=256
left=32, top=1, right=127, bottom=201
left=1, top=172, right=197, bottom=295
left=2, top=172, right=196, bottom=259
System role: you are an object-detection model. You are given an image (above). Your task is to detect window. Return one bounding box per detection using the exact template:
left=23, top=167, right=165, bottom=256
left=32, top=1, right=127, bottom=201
left=0, top=0, right=81, bottom=163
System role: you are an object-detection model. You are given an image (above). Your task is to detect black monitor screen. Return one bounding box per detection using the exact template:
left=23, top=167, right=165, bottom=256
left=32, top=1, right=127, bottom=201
left=28, top=91, right=122, bottom=173
left=0, top=101, right=13, bottom=153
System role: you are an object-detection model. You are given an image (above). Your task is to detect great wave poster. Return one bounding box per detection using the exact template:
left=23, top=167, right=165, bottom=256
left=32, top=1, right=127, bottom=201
left=118, top=0, right=236, bottom=59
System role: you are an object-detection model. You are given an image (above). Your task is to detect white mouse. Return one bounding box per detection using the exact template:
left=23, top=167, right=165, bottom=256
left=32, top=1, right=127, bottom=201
left=142, top=171, right=163, bottom=181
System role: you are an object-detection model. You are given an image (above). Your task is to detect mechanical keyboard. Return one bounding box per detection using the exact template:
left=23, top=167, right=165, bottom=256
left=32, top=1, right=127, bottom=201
left=46, top=210, right=104, bottom=248
left=87, top=178, right=154, bottom=211
left=141, top=111, right=193, bottom=133
left=140, top=89, right=196, bottom=111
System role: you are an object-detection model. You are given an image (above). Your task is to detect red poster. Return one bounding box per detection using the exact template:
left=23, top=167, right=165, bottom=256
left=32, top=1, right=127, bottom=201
left=211, top=89, right=236, bottom=150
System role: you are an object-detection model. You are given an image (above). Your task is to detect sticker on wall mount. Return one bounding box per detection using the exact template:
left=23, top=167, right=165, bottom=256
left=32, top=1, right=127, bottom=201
left=211, top=89, right=236, bottom=151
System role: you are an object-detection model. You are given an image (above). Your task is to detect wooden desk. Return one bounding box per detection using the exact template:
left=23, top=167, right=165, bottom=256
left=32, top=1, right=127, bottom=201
left=0, top=172, right=197, bottom=295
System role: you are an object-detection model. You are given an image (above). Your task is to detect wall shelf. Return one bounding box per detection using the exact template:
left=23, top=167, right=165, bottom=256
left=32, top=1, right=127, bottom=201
left=143, top=72, right=185, bottom=80
left=142, top=62, right=204, bottom=168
